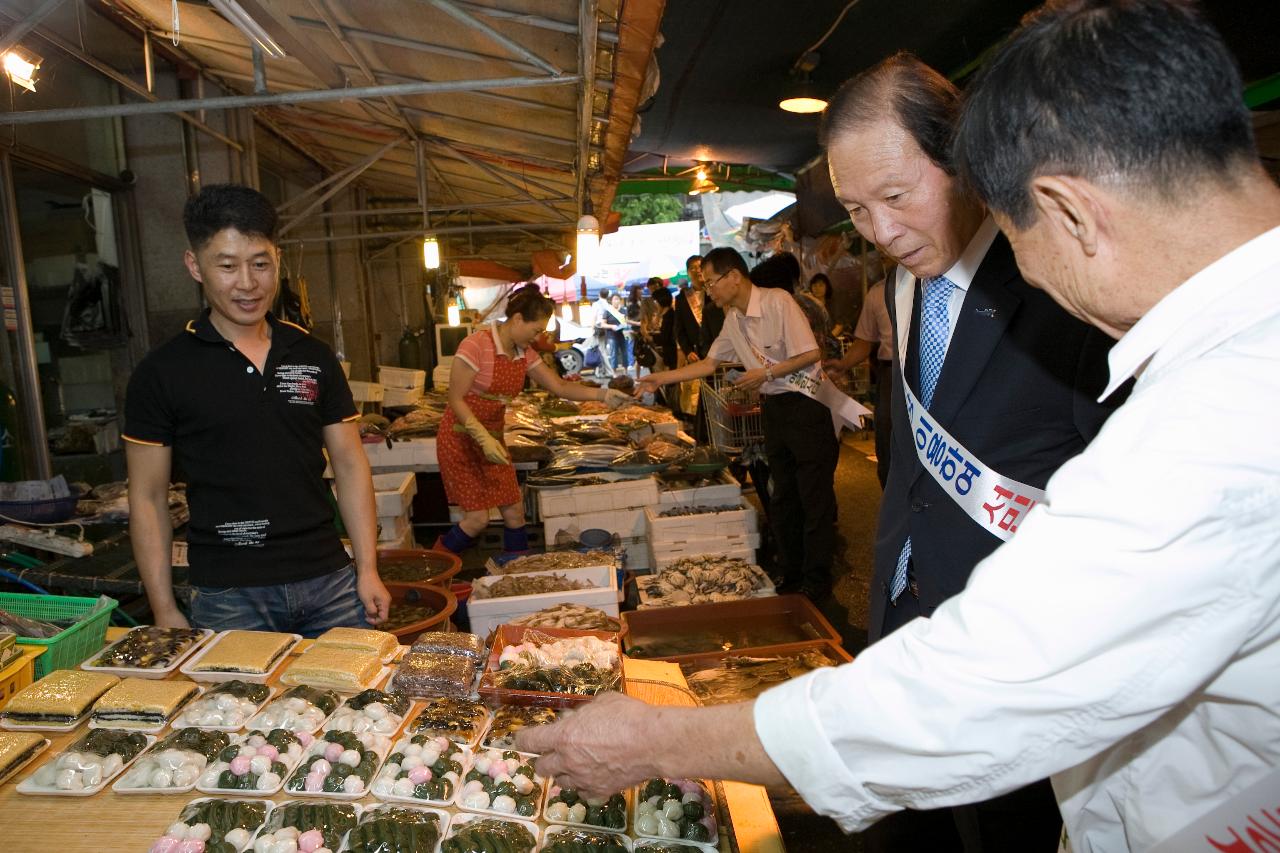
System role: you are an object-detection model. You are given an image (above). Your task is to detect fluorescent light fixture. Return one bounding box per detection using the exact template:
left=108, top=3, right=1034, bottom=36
left=422, top=237, right=441, bottom=270
left=575, top=214, right=600, bottom=278
left=210, top=0, right=287, bottom=59
left=446, top=304, right=461, bottom=327
left=3, top=47, right=41, bottom=93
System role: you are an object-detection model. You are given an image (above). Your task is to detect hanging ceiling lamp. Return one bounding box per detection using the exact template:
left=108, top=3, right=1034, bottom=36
left=575, top=212, right=600, bottom=277
left=780, top=51, right=828, bottom=114
left=688, top=166, right=720, bottom=196
left=422, top=236, right=441, bottom=270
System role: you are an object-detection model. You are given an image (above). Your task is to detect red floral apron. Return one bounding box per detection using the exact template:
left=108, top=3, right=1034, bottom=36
left=438, top=334, right=528, bottom=511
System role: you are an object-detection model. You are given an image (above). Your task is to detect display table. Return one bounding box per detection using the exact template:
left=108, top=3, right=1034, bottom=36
left=0, top=632, right=784, bottom=852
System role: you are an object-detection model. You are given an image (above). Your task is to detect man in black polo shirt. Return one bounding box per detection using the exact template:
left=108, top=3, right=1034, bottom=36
left=124, top=184, right=389, bottom=635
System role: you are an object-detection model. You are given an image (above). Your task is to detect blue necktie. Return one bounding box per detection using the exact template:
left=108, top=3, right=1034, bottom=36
left=890, top=275, right=956, bottom=603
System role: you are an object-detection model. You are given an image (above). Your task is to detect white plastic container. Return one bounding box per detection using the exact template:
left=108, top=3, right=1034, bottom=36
left=80, top=628, right=215, bottom=680
left=656, top=470, right=741, bottom=508
left=377, top=512, right=412, bottom=544
left=644, top=500, right=757, bottom=542
left=648, top=536, right=759, bottom=571
left=372, top=471, right=418, bottom=517
left=536, top=475, right=659, bottom=519
left=467, top=567, right=620, bottom=642
left=384, top=386, right=424, bottom=408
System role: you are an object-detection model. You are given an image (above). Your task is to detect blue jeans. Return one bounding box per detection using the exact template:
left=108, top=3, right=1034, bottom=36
left=189, top=565, right=369, bottom=637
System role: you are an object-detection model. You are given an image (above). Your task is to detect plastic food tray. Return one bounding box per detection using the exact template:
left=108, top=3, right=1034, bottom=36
left=1, top=711, right=92, bottom=733
left=16, top=732, right=154, bottom=796
left=541, top=826, right=635, bottom=852
left=80, top=628, right=215, bottom=680
left=195, top=730, right=308, bottom=798
left=542, top=783, right=631, bottom=833
left=478, top=625, right=624, bottom=710
left=326, top=694, right=417, bottom=741
left=180, top=631, right=303, bottom=683
left=443, top=811, right=540, bottom=853
left=170, top=684, right=278, bottom=732
left=403, top=701, right=491, bottom=751
left=249, top=799, right=363, bottom=853
left=622, top=595, right=844, bottom=662
left=0, top=735, right=50, bottom=785
left=244, top=687, right=342, bottom=734
left=630, top=779, right=719, bottom=849
left=371, top=735, right=473, bottom=808
left=88, top=684, right=204, bottom=733
left=454, top=747, right=545, bottom=821
left=631, top=839, right=718, bottom=853
left=111, top=732, right=231, bottom=794
left=341, top=803, right=450, bottom=853
left=153, top=797, right=275, bottom=852
left=279, top=663, right=393, bottom=696
left=282, top=735, right=393, bottom=801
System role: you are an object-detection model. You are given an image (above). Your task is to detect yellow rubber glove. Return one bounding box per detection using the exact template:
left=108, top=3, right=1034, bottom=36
left=463, top=417, right=510, bottom=464
left=604, top=389, right=633, bottom=410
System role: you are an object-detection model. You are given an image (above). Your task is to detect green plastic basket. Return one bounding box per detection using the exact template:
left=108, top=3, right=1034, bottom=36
left=0, top=592, right=118, bottom=679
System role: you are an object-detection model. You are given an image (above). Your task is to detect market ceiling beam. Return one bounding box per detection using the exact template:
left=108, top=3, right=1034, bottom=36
left=398, top=103, right=575, bottom=149
left=576, top=0, right=600, bottom=216
left=337, top=64, right=577, bottom=118
left=425, top=0, right=564, bottom=77
left=278, top=221, right=568, bottom=247
left=226, top=0, right=348, bottom=89
left=0, top=74, right=580, bottom=125
left=426, top=137, right=571, bottom=222
left=448, top=0, right=619, bottom=46
left=0, top=4, right=243, bottom=151
left=0, top=0, right=67, bottom=56
left=278, top=137, right=402, bottom=236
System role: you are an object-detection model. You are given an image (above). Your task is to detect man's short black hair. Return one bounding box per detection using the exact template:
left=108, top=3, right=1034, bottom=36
left=748, top=253, right=801, bottom=293
left=685, top=255, right=703, bottom=270
left=821, top=52, right=961, bottom=174
left=702, top=247, right=750, bottom=279
left=652, top=286, right=673, bottom=308
left=954, top=0, right=1257, bottom=228
left=183, top=184, right=279, bottom=251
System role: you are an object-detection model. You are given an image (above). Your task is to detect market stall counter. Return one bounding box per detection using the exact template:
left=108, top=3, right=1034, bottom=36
left=0, top=628, right=784, bottom=852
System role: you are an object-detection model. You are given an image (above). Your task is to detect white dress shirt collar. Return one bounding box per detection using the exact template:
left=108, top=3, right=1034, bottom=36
left=936, top=216, right=1000, bottom=293
left=1102, top=224, right=1280, bottom=400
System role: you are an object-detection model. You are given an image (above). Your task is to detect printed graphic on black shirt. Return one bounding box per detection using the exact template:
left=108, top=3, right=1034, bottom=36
left=275, top=363, right=321, bottom=405
left=215, top=518, right=269, bottom=547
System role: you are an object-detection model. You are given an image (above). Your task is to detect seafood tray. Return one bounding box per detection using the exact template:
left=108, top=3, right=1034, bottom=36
left=536, top=474, right=659, bottom=519
left=656, top=470, right=741, bottom=508
left=631, top=778, right=718, bottom=847
left=646, top=537, right=758, bottom=573
left=636, top=557, right=774, bottom=609
left=504, top=605, right=621, bottom=636
left=146, top=797, right=272, bottom=853
left=678, top=641, right=853, bottom=705
left=485, top=549, right=620, bottom=576
left=622, top=596, right=843, bottom=661
left=467, top=567, right=619, bottom=643
left=371, top=732, right=470, bottom=806
left=343, top=803, right=451, bottom=853
left=442, top=813, right=540, bottom=853
left=643, top=501, right=757, bottom=543
left=455, top=747, right=544, bottom=820
left=478, top=626, right=624, bottom=710
left=472, top=571, right=596, bottom=601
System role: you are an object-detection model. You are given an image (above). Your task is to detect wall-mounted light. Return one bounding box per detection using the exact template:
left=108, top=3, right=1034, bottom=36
left=210, top=0, right=287, bottom=59
left=575, top=214, right=600, bottom=278
left=688, top=166, right=719, bottom=196
left=422, top=237, right=441, bottom=270
left=3, top=47, right=41, bottom=93
left=446, top=304, right=461, bottom=327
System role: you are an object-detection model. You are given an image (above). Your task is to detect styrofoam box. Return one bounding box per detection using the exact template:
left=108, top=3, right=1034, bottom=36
left=365, top=438, right=437, bottom=469
left=645, top=500, right=757, bottom=542
left=383, top=386, right=424, bottom=408
left=537, top=475, right=660, bottom=519
left=373, top=472, right=417, bottom=516
left=649, top=536, right=759, bottom=571
left=377, top=512, right=411, bottom=543
left=378, top=365, right=427, bottom=390
left=349, top=380, right=384, bottom=403
left=657, top=470, right=741, bottom=508
left=543, top=508, right=646, bottom=544
left=467, top=565, right=619, bottom=640
left=377, top=526, right=417, bottom=551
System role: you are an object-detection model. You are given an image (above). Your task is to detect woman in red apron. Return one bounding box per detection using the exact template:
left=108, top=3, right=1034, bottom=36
left=436, top=285, right=631, bottom=554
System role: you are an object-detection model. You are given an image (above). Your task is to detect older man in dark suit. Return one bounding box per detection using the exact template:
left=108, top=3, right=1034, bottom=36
left=824, top=53, right=1122, bottom=852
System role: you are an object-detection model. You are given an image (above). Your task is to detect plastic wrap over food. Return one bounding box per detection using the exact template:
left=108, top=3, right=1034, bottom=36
left=407, top=697, right=489, bottom=746
left=506, top=604, right=621, bottom=632
left=395, top=652, right=477, bottom=698
left=409, top=632, right=485, bottom=664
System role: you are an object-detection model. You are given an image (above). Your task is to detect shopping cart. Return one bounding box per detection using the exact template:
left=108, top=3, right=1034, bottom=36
left=699, top=365, right=765, bottom=454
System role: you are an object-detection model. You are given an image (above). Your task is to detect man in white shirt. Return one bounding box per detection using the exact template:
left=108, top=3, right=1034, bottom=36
left=637, top=246, right=840, bottom=598
left=828, top=276, right=896, bottom=487
left=519, top=2, right=1280, bottom=851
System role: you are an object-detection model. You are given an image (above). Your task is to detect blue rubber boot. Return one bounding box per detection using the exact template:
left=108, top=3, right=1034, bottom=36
left=437, top=524, right=477, bottom=555
left=502, top=525, right=530, bottom=555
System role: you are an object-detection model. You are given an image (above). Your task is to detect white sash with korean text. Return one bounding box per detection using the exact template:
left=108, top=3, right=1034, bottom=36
left=1146, top=765, right=1280, bottom=853
left=722, top=310, right=870, bottom=436
left=893, top=267, right=1046, bottom=543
